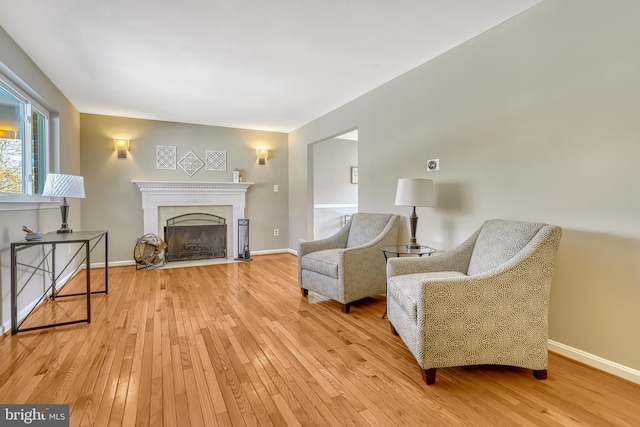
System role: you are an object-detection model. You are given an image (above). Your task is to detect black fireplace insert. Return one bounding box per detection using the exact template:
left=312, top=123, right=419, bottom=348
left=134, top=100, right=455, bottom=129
left=164, top=213, right=227, bottom=261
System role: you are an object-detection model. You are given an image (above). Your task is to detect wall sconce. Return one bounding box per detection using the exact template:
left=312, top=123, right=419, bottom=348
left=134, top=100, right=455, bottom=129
left=114, top=138, right=130, bottom=159
left=256, top=148, right=268, bottom=165
left=0, top=129, right=16, bottom=139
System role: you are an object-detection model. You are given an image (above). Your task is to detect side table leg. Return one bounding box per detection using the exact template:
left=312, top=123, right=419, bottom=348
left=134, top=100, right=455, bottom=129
left=382, top=251, right=391, bottom=319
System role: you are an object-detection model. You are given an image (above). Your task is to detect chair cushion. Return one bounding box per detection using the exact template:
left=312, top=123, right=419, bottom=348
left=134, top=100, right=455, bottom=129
left=467, top=220, right=544, bottom=276
left=346, top=213, right=393, bottom=248
left=301, top=249, right=341, bottom=278
left=388, top=271, right=467, bottom=322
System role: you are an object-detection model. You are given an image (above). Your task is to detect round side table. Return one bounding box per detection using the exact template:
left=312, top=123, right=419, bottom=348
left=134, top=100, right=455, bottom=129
left=382, top=245, right=436, bottom=260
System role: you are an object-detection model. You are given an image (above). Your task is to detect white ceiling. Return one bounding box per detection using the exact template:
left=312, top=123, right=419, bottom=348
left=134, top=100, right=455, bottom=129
left=0, top=0, right=542, bottom=133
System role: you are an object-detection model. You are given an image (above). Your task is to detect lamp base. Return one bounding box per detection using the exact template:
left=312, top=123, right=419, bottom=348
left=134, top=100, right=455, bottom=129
left=407, top=209, right=420, bottom=250
left=57, top=199, right=73, bottom=233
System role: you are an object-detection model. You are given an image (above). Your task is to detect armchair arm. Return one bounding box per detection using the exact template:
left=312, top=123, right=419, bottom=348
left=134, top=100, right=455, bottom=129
left=298, top=220, right=351, bottom=258
left=387, top=227, right=481, bottom=278
left=339, top=215, right=400, bottom=301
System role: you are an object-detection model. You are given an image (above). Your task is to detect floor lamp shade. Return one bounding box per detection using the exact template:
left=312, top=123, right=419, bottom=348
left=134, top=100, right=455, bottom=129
left=42, top=173, right=86, bottom=233
left=395, top=179, right=435, bottom=249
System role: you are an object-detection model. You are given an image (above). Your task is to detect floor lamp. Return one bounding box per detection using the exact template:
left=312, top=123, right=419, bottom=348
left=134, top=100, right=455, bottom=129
left=394, top=178, right=435, bottom=249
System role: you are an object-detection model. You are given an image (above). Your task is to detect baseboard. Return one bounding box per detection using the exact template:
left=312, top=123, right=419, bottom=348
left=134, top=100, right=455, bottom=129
left=252, top=248, right=297, bottom=256
left=548, top=339, right=640, bottom=385
left=251, top=248, right=294, bottom=256
left=90, top=259, right=136, bottom=268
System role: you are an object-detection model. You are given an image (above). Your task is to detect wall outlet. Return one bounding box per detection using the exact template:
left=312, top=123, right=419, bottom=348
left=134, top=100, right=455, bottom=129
left=274, top=228, right=279, bottom=237
left=427, top=158, right=440, bottom=171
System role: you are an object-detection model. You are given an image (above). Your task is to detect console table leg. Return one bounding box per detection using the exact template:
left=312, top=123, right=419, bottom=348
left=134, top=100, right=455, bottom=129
left=11, top=244, right=18, bottom=335
left=86, top=242, right=91, bottom=323
left=51, top=243, right=57, bottom=299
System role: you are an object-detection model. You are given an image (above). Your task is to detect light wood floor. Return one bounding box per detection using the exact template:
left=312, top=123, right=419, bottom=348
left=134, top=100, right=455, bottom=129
left=1, top=253, right=639, bottom=426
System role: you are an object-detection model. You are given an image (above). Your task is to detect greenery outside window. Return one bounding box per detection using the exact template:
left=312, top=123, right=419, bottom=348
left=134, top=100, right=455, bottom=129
left=0, top=77, right=49, bottom=196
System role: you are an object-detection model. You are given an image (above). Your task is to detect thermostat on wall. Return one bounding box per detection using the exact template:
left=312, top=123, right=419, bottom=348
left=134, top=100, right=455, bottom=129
left=427, top=159, right=440, bottom=171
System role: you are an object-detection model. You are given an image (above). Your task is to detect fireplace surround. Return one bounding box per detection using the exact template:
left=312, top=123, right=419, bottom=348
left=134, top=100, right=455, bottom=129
left=133, top=180, right=252, bottom=259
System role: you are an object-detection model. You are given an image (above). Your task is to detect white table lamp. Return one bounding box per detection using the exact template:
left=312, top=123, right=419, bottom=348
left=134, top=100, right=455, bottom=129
left=42, top=173, right=86, bottom=233
left=395, top=178, right=435, bottom=249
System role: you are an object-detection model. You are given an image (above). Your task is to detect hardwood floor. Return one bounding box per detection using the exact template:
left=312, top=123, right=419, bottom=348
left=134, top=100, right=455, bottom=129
left=1, top=253, right=639, bottom=426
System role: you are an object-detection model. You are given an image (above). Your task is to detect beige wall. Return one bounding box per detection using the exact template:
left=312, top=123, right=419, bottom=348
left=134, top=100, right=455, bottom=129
left=0, top=26, right=81, bottom=332
left=79, top=114, right=289, bottom=262
left=289, top=0, right=640, bottom=372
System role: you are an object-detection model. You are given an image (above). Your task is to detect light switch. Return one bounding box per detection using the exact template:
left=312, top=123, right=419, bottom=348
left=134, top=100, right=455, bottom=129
left=274, top=184, right=279, bottom=192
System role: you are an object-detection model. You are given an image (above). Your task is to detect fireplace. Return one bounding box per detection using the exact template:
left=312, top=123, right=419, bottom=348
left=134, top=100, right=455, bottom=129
left=133, top=180, right=253, bottom=259
left=164, top=213, right=227, bottom=261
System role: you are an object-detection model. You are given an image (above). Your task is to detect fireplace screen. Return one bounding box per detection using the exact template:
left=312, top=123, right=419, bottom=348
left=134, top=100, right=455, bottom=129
left=164, top=213, right=227, bottom=262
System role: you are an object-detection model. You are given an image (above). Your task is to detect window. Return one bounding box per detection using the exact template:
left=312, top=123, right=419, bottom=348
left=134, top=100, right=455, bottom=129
left=0, top=77, right=49, bottom=195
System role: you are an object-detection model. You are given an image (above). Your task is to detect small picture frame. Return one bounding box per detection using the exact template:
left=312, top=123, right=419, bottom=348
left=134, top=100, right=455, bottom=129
left=351, top=166, right=358, bottom=184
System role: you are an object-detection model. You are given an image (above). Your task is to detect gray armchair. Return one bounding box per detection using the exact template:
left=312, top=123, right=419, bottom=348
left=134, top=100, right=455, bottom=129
left=387, top=219, right=562, bottom=384
left=298, top=213, right=400, bottom=313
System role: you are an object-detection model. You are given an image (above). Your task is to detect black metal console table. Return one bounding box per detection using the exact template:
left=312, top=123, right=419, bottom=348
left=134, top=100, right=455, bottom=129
left=10, top=230, right=108, bottom=335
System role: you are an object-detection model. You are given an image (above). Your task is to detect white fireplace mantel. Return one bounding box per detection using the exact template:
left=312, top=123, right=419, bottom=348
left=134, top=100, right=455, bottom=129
left=133, top=180, right=253, bottom=258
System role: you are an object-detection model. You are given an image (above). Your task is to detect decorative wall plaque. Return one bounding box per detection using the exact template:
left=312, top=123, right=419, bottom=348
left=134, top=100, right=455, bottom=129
left=157, top=146, right=177, bottom=170
left=178, top=151, right=204, bottom=176
left=206, top=150, right=227, bottom=171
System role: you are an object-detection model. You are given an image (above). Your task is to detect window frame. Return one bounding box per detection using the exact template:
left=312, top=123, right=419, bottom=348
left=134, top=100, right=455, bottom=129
left=0, top=73, right=57, bottom=210
left=30, top=103, right=50, bottom=195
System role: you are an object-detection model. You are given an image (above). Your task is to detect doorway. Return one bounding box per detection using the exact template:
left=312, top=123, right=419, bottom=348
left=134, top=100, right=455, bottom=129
left=312, top=129, right=359, bottom=239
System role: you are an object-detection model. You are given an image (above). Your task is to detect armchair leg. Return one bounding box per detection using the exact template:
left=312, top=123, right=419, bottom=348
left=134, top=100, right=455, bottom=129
left=422, top=368, right=436, bottom=385
left=341, top=303, right=351, bottom=314
left=301, top=288, right=308, bottom=297
left=390, top=323, right=398, bottom=335
left=533, top=369, right=548, bottom=380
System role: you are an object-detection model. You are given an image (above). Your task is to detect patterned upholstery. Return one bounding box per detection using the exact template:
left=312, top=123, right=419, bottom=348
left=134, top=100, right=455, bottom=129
left=298, top=213, right=400, bottom=312
left=387, top=219, right=562, bottom=384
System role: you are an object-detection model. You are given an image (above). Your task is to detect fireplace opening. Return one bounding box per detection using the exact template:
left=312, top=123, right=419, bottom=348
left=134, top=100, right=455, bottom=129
left=164, top=213, right=227, bottom=262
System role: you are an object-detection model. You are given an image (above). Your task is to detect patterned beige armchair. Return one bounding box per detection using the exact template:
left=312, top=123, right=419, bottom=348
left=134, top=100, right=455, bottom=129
left=299, top=213, right=400, bottom=313
left=387, top=219, right=562, bottom=385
